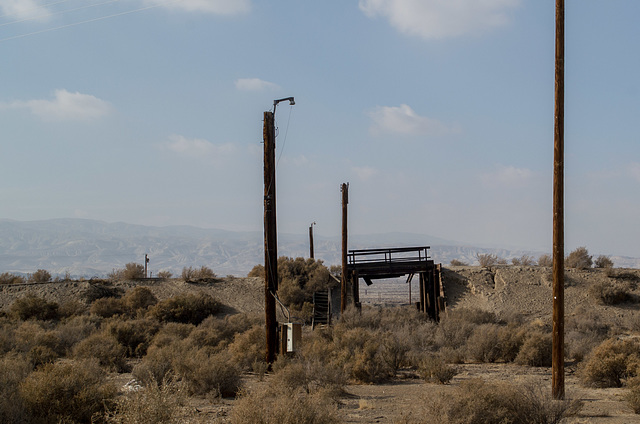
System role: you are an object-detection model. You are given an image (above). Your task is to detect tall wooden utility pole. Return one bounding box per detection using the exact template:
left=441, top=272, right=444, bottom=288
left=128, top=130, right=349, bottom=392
left=552, top=0, right=565, bottom=400
left=340, top=183, right=349, bottom=313
left=263, top=110, right=278, bottom=365
left=309, top=222, right=315, bottom=259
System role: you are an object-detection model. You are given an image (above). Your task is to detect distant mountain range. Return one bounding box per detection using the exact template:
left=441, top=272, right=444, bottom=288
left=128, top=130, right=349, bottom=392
left=1, top=218, right=638, bottom=277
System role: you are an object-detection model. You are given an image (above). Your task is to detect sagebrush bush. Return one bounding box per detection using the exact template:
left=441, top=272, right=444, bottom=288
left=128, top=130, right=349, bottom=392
left=181, top=265, right=216, bottom=281
left=515, top=331, right=552, bottom=367
left=579, top=337, right=640, bottom=387
left=110, top=262, right=145, bottom=280
left=28, top=269, right=51, bottom=283
left=424, top=379, right=579, bottom=424
left=476, top=253, right=501, bottom=267
left=150, top=322, right=195, bottom=348
left=133, top=344, right=179, bottom=386
left=566, top=246, right=593, bottom=269
left=73, top=333, right=128, bottom=371
left=588, top=281, right=633, bottom=305
left=0, top=272, right=26, bottom=285
left=174, top=349, right=242, bottom=397
left=123, top=286, right=158, bottom=312
left=594, top=255, right=614, bottom=269
left=90, top=296, right=126, bottom=318
left=10, top=295, right=59, bottom=321
left=148, top=293, right=221, bottom=325
left=156, top=270, right=173, bottom=280
left=511, top=255, right=535, bottom=266
left=626, top=377, right=640, bottom=414
left=227, top=325, right=266, bottom=370
left=450, top=259, right=468, bottom=266
left=270, top=359, right=345, bottom=397
left=104, top=317, right=160, bottom=357
left=0, top=354, right=32, bottom=424
left=538, top=254, right=553, bottom=267
left=105, top=378, right=187, bottom=424
left=418, top=355, right=457, bottom=384
left=20, top=359, right=116, bottom=424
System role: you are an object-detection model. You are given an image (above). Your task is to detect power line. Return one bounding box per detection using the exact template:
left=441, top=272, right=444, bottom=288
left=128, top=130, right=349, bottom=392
left=0, top=0, right=124, bottom=28
left=0, top=0, right=182, bottom=43
left=0, top=0, right=75, bottom=20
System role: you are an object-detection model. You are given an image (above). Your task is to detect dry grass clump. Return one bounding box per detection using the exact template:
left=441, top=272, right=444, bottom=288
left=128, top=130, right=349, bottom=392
left=105, top=378, right=188, bottom=424
left=19, top=359, right=116, bottom=424
left=421, top=379, right=579, bottom=424
left=9, top=295, right=59, bottom=321
left=579, top=337, right=640, bottom=387
left=148, top=293, right=221, bottom=325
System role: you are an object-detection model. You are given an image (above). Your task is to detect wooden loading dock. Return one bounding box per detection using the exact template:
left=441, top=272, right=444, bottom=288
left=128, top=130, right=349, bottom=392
left=346, top=246, right=446, bottom=321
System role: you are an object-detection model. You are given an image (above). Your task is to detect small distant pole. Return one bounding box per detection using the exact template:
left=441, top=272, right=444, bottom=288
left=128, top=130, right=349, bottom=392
left=341, top=183, right=349, bottom=313
left=552, top=0, right=565, bottom=400
left=144, top=254, right=149, bottom=279
left=309, top=222, right=316, bottom=259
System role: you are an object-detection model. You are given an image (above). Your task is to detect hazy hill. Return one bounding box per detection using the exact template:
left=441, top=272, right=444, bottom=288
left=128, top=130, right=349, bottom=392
left=0, top=218, right=637, bottom=277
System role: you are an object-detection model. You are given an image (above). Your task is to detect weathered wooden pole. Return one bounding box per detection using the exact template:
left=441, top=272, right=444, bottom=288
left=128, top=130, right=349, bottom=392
left=552, top=0, right=565, bottom=400
left=309, top=222, right=315, bottom=259
left=263, top=110, right=278, bottom=365
left=340, top=183, right=349, bottom=313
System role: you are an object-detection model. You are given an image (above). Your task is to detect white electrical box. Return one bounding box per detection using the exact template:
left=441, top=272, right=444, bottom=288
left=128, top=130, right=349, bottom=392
left=284, top=322, right=302, bottom=353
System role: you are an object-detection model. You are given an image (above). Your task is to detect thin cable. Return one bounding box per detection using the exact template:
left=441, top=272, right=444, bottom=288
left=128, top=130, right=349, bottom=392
left=0, top=0, right=75, bottom=20
left=275, top=104, right=293, bottom=168
left=0, top=0, right=182, bottom=43
left=0, top=0, right=124, bottom=28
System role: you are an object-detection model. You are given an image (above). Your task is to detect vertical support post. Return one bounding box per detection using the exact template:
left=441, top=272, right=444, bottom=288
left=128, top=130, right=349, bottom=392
left=264, top=111, right=278, bottom=365
left=340, top=183, right=349, bottom=313
left=552, top=0, right=565, bottom=400
left=309, top=223, right=314, bottom=259
left=144, top=254, right=148, bottom=279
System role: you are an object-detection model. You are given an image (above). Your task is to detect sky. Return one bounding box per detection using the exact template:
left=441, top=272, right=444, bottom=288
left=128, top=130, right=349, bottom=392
left=0, top=0, right=638, bottom=257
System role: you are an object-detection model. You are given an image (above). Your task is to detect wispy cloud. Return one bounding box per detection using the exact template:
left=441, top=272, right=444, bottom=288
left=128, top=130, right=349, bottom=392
left=2, top=89, right=112, bottom=121
left=368, top=104, right=456, bottom=137
left=142, top=0, right=250, bottom=15
left=0, top=0, right=51, bottom=21
left=163, top=134, right=235, bottom=161
left=353, top=166, right=378, bottom=181
left=481, top=165, right=533, bottom=188
left=235, top=78, right=279, bottom=92
left=359, top=0, right=520, bottom=40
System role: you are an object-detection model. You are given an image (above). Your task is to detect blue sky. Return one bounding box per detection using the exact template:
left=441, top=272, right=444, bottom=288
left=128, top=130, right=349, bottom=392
left=0, top=0, right=638, bottom=257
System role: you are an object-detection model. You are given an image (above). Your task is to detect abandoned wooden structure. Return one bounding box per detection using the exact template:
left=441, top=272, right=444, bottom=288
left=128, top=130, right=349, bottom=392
left=345, top=246, right=445, bottom=321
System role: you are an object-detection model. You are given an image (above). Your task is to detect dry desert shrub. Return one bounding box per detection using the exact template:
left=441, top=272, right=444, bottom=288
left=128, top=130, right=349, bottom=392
left=465, top=323, right=526, bottom=363
left=28, top=269, right=51, bottom=283
left=173, top=349, right=241, bottom=397
left=588, top=281, right=634, bottom=305
left=476, top=253, right=501, bottom=267
left=450, top=259, right=468, bottom=266
left=270, top=358, right=345, bottom=397
left=147, top=293, right=221, bottom=325
left=231, top=385, right=339, bottom=424
left=104, top=317, right=160, bottom=357
left=423, top=379, right=579, bottom=424
left=511, top=255, right=536, bottom=266
left=150, top=322, right=195, bottom=348
left=0, top=272, right=26, bottom=285
left=538, top=254, right=553, bottom=267
left=123, top=286, right=158, bottom=312
left=515, top=331, right=552, bottom=367
left=55, top=314, right=101, bottom=352
left=133, top=344, right=179, bottom=385
left=226, top=324, right=265, bottom=371
left=19, top=359, right=116, bottom=424
left=626, top=377, right=640, bottom=414
left=594, top=255, right=614, bottom=269
left=181, top=265, right=216, bottom=281
left=156, top=270, right=173, bottom=280
left=418, top=355, right=457, bottom=384
left=0, top=354, right=32, bottom=424
left=9, top=294, right=59, bottom=321
left=13, top=321, right=66, bottom=367
left=579, top=337, right=640, bottom=387
left=90, top=296, right=127, bottom=318
left=565, top=246, right=593, bottom=269
left=73, top=333, right=128, bottom=372
left=186, top=313, right=258, bottom=352
left=105, top=378, right=187, bottom=424
left=109, top=262, right=145, bottom=280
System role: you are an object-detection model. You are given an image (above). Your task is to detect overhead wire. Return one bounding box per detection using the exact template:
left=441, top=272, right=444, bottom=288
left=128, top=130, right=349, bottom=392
left=0, top=0, right=183, bottom=43
left=0, top=0, right=76, bottom=20
left=0, top=0, right=125, bottom=29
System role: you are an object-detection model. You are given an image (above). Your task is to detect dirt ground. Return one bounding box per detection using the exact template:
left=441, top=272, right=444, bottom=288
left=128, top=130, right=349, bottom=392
left=3, top=266, right=640, bottom=422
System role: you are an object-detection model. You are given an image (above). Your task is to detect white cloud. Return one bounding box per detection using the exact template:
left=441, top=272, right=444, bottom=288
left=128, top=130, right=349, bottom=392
left=368, top=104, right=455, bottom=137
left=0, top=0, right=51, bottom=21
left=4, top=89, right=111, bottom=121
left=163, top=134, right=235, bottom=160
left=353, top=166, right=378, bottom=181
left=235, top=78, right=279, bottom=92
left=359, top=0, right=520, bottom=40
left=142, top=0, right=250, bottom=15
left=481, top=165, right=533, bottom=188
